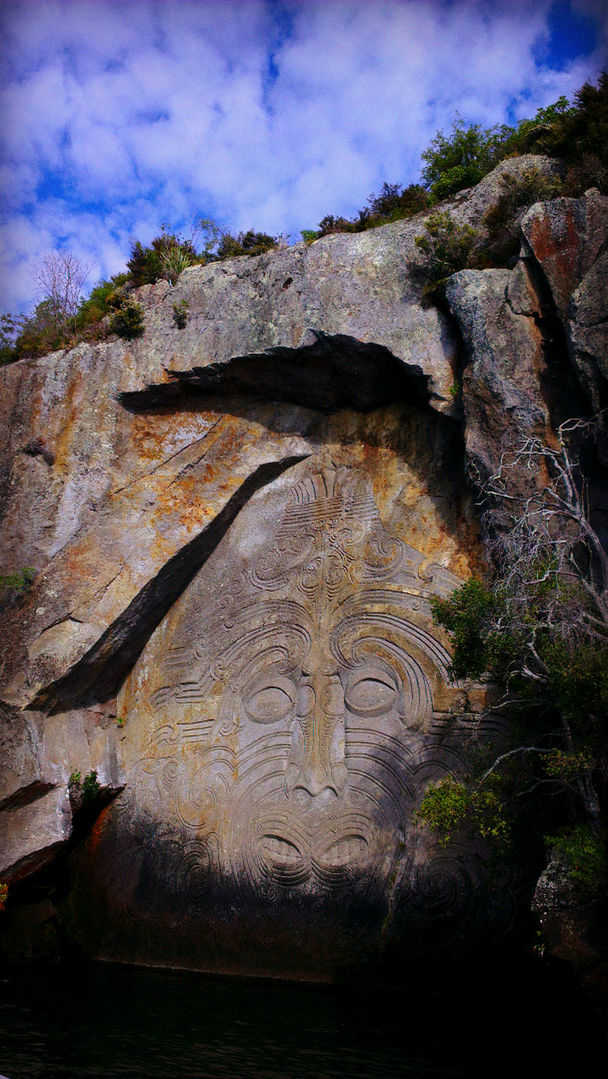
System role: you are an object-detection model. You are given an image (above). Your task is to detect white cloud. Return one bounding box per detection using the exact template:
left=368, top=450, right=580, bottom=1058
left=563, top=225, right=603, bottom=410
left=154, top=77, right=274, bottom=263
left=0, top=0, right=605, bottom=313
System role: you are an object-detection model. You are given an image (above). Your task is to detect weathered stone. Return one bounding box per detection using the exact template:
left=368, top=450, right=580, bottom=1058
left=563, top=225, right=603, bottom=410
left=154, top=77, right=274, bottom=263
left=0, top=704, right=46, bottom=809
left=442, top=154, right=563, bottom=237
left=0, top=155, right=602, bottom=981
left=521, top=188, right=608, bottom=324
left=532, top=848, right=597, bottom=968
left=568, top=249, right=608, bottom=410
left=0, top=786, right=71, bottom=881
left=445, top=265, right=549, bottom=483
left=69, top=443, right=511, bottom=978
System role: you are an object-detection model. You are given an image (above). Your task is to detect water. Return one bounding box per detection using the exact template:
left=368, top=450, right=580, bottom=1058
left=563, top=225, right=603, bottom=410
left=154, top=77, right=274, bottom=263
left=0, top=960, right=603, bottom=1078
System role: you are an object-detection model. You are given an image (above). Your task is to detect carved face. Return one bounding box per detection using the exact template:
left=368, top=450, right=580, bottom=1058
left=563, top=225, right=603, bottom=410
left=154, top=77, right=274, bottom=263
left=134, top=467, right=463, bottom=902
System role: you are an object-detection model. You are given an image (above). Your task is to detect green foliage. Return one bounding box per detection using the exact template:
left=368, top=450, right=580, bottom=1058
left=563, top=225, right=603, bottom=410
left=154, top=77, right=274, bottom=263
left=542, top=637, right=608, bottom=736
left=10, top=301, right=67, bottom=359
left=0, top=312, right=27, bottom=364
left=544, top=749, right=594, bottom=782
left=109, top=300, right=145, bottom=340
left=414, top=211, right=478, bottom=295
left=546, top=825, right=605, bottom=893
left=315, top=214, right=355, bottom=237
left=419, top=72, right=607, bottom=205
left=0, top=567, right=36, bottom=594
left=172, top=299, right=189, bottom=329
left=416, top=776, right=509, bottom=848
left=0, top=567, right=37, bottom=611
left=432, top=575, right=608, bottom=735
left=127, top=226, right=200, bottom=286
left=309, top=182, right=429, bottom=241
left=82, top=770, right=100, bottom=803
left=431, top=578, right=496, bottom=679
left=69, top=770, right=81, bottom=786
left=217, top=230, right=277, bottom=258
left=421, top=116, right=510, bottom=199
left=366, top=181, right=429, bottom=221
left=416, top=778, right=470, bottom=844
left=0, top=882, right=8, bottom=913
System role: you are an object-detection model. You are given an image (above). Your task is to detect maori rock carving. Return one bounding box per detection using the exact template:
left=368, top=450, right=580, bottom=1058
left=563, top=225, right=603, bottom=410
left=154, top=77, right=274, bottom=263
left=113, top=465, right=506, bottom=949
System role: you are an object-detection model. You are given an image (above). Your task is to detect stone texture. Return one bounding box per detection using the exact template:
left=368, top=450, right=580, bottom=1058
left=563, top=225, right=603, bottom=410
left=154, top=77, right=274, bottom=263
left=0, top=786, right=71, bottom=881
left=0, top=704, right=46, bottom=810
left=521, top=188, right=608, bottom=323
left=521, top=189, right=608, bottom=411
left=68, top=441, right=510, bottom=979
left=445, top=264, right=549, bottom=484
left=568, top=248, right=608, bottom=410
left=0, top=155, right=602, bottom=980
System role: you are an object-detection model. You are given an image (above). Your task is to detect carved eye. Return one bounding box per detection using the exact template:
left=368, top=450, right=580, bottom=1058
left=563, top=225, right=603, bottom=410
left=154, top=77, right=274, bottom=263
left=259, top=835, right=302, bottom=864
left=243, top=675, right=296, bottom=724
left=344, top=670, right=398, bottom=716
left=321, top=835, right=368, bottom=866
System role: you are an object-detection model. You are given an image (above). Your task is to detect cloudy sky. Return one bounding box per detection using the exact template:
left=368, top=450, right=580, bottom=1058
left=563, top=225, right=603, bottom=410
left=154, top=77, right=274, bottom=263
left=1, top=0, right=606, bottom=315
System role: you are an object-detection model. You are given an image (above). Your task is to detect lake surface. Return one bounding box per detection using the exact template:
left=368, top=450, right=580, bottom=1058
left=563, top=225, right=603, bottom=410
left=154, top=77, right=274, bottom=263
left=0, top=959, right=602, bottom=1078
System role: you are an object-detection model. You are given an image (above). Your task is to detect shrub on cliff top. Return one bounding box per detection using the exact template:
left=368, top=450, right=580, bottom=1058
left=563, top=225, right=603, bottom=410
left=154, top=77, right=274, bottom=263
left=414, top=210, right=479, bottom=296
left=109, top=300, right=145, bottom=340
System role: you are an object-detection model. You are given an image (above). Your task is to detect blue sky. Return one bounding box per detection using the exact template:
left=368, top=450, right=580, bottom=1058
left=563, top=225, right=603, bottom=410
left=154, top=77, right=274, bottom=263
left=1, top=0, right=606, bottom=315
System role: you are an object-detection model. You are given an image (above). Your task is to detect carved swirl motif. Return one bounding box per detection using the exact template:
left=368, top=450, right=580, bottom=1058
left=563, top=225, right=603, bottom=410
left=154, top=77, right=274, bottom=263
left=121, top=465, right=505, bottom=934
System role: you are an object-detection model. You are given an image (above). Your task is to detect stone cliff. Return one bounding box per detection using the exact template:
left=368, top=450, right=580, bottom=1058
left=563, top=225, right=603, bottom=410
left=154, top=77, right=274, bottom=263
left=1, top=158, right=606, bottom=980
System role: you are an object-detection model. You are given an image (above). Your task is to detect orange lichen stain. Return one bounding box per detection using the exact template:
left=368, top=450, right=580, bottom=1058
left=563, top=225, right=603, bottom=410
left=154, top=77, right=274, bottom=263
left=530, top=206, right=580, bottom=279
left=52, top=372, right=87, bottom=473
left=87, top=804, right=113, bottom=854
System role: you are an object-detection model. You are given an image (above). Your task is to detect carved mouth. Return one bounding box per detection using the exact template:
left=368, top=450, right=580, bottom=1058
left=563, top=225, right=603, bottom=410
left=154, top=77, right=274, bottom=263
left=252, top=811, right=374, bottom=888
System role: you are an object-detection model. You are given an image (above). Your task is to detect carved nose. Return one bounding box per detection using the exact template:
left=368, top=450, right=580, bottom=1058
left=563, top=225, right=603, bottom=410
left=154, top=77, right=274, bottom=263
left=290, top=756, right=348, bottom=797
left=286, top=672, right=347, bottom=798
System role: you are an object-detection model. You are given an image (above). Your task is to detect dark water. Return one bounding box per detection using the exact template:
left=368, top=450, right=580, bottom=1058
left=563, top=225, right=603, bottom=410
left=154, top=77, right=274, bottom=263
left=0, top=960, right=603, bottom=1079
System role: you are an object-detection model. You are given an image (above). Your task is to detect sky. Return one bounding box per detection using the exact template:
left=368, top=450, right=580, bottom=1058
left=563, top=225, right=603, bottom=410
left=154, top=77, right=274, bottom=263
left=0, top=0, right=606, bottom=315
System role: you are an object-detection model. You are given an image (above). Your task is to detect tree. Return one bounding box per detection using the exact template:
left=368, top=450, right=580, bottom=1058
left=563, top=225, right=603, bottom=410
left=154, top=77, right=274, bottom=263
left=422, top=417, right=608, bottom=855
left=0, top=313, right=26, bottom=364
left=421, top=115, right=510, bottom=199
left=33, top=251, right=91, bottom=333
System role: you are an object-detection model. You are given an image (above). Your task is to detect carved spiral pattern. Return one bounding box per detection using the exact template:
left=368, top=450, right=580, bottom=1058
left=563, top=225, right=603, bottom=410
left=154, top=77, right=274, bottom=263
left=109, top=463, right=516, bottom=955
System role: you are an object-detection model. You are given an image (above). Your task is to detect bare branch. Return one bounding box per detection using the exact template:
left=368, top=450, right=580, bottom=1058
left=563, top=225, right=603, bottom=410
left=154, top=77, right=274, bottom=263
left=32, top=251, right=91, bottom=330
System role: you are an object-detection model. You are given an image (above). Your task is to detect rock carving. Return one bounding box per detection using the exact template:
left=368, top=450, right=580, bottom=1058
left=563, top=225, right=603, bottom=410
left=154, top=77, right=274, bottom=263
left=103, top=462, right=510, bottom=961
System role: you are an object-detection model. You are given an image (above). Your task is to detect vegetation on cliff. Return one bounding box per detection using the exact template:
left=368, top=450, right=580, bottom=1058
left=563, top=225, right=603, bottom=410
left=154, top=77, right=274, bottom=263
left=1, top=72, right=605, bottom=366
left=418, top=418, right=608, bottom=900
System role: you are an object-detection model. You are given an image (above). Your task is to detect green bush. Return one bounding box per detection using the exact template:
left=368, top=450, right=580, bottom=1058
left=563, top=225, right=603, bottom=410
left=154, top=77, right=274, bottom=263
left=421, top=117, right=508, bottom=199
left=217, top=230, right=277, bottom=258
left=416, top=776, right=509, bottom=848
left=82, top=770, right=101, bottom=804
left=172, top=299, right=189, bottom=329
left=416, top=778, right=470, bottom=845
left=429, top=164, right=486, bottom=201
left=414, top=211, right=479, bottom=295
left=127, top=228, right=200, bottom=286
left=109, top=300, right=145, bottom=340
left=546, top=825, right=605, bottom=893
left=0, top=567, right=37, bottom=609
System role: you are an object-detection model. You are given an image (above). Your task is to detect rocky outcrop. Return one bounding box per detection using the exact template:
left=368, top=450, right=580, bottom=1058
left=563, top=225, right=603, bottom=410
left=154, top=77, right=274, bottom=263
left=0, top=159, right=606, bottom=981
left=521, top=188, right=608, bottom=412
left=445, top=262, right=549, bottom=483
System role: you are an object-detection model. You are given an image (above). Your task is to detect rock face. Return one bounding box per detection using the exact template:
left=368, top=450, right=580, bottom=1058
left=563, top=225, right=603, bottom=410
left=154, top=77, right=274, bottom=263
left=0, top=162, right=606, bottom=979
